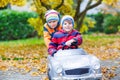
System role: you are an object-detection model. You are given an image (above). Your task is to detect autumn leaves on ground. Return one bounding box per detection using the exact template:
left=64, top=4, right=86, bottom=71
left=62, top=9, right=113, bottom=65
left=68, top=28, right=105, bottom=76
left=0, top=34, right=120, bottom=80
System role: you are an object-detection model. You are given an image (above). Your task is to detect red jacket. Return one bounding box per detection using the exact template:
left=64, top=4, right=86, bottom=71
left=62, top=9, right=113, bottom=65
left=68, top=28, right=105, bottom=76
left=48, top=29, right=82, bottom=56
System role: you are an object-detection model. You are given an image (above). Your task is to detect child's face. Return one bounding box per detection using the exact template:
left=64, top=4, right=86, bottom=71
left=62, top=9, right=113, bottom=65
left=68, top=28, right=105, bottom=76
left=48, top=20, right=58, bottom=28
left=63, top=20, right=73, bottom=32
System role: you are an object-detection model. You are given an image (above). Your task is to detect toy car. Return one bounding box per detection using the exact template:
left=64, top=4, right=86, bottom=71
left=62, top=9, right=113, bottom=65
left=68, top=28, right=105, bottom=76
left=47, top=48, right=102, bottom=80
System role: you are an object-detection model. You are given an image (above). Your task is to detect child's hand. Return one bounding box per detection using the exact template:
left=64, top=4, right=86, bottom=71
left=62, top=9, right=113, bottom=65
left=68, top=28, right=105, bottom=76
left=65, top=39, right=75, bottom=46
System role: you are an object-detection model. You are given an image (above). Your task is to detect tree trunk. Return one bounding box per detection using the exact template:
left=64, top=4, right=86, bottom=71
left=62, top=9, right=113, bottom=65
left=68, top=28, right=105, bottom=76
left=74, top=0, right=102, bottom=31
left=7, top=3, right=11, bottom=9
left=76, top=11, right=87, bottom=31
left=0, top=4, right=11, bottom=10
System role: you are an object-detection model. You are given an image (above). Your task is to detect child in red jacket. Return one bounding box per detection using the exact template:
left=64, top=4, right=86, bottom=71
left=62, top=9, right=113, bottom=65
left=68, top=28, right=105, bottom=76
left=48, top=15, right=82, bottom=56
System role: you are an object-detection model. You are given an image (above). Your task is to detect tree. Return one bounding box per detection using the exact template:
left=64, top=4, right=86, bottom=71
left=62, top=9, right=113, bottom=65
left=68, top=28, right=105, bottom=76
left=30, top=0, right=119, bottom=31
left=0, top=0, right=119, bottom=34
left=74, top=0, right=102, bottom=30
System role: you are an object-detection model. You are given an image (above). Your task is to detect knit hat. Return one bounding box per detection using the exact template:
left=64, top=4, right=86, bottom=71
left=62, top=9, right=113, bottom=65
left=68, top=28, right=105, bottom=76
left=61, top=15, right=74, bottom=27
left=45, top=10, right=60, bottom=23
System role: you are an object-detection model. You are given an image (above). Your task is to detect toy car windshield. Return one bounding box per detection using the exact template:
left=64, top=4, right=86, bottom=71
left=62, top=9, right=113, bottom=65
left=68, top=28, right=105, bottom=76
left=54, top=48, right=87, bottom=57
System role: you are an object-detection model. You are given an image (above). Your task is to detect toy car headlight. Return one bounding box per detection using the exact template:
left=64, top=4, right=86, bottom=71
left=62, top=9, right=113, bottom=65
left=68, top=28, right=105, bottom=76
left=52, top=61, right=62, bottom=73
left=91, top=56, right=100, bottom=70
left=55, top=66, right=62, bottom=73
left=92, top=62, right=100, bottom=69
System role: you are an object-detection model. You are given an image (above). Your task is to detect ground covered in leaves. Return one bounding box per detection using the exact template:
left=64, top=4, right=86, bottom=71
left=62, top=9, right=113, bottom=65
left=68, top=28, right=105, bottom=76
left=0, top=33, right=120, bottom=80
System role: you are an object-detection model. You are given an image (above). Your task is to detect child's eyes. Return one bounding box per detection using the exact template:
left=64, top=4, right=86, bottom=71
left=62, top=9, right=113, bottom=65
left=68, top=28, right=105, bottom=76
left=48, top=22, right=51, bottom=24
left=48, top=20, right=57, bottom=23
left=64, top=23, right=72, bottom=25
left=53, top=21, right=57, bottom=22
left=49, top=21, right=51, bottom=23
left=64, top=23, right=67, bottom=25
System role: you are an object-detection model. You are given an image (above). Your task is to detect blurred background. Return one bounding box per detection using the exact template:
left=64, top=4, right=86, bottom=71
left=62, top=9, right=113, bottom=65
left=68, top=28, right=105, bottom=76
left=0, top=0, right=120, bottom=80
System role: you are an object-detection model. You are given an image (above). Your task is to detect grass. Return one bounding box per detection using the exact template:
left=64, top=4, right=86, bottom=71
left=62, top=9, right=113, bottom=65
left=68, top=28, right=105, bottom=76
left=0, top=34, right=119, bottom=60
left=0, top=37, right=44, bottom=46
left=83, top=34, right=120, bottom=40
left=0, top=34, right=120, bottom=46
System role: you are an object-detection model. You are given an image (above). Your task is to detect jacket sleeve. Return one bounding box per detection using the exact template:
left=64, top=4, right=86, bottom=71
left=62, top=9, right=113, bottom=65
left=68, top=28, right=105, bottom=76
left=43, top=29, right=51, bottom=48
left=48, top=35, right=58, bottom=56
left=73, top=31, right=82, bottom=45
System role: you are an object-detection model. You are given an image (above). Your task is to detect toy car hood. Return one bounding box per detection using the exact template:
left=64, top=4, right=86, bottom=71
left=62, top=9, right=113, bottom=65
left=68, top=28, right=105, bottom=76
left=53, top=48, right=100, bottom=69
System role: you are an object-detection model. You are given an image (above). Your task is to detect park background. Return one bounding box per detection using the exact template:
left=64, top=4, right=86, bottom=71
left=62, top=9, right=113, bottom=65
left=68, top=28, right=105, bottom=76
left=0, top=0, right=120, bottom=80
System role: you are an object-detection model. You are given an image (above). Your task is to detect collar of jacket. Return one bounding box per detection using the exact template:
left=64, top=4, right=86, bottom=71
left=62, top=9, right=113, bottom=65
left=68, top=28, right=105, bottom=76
left=60, top=29, right=75, bottom=34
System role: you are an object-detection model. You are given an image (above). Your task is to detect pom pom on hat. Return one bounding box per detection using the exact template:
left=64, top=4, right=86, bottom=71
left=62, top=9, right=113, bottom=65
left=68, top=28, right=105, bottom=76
left=45, top=10, right=60, bottom=23
left=61, top=15, right=74, bottom=27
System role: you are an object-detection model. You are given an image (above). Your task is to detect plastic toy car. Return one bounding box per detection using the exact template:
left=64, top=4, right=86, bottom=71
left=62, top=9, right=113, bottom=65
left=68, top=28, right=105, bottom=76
left=47, top=48, right=102, bottom=80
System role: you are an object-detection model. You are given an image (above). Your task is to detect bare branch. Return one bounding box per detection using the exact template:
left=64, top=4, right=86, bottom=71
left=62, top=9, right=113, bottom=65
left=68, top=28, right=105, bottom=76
left=77, top=0, right=92, bottom=18
left=54, top=0, right=64, bottom=10
left=78, top=0, right=102, bottom=18
left=86, top=0, right=92, bottom=7
left=76, top=0, right=82, bottom=13
left=76, top=12, right=86, bottom=30
left=74, top=0, right=82, bottom=21
left=40, top=0, right=51, bottom=10
left=86, top=0, right=102, bottom=10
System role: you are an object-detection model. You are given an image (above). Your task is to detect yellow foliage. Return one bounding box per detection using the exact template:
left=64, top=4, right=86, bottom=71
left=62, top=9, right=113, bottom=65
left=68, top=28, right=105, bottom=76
left=30, top=0, right=75, bottom=35
left=35, top=0, right=41, bottom=6
left=0, top=0, right=26, bottom=7
left=65, top=0, right=73, bottom=5
left=80, top=24, right=88, bottom=33
left=30, top=72, right=40, bottom=76
left=102, top=0, right=118, bottom=7
left=10, top=0, right=26, bottom=6
left=0, top=0, right=9, bottom=7
left=32, top=0, right=74, bottom=16
left=58, top=2, right=74, bottom=16
left=30, top=5, right=37, bottom=12
left=50, top=0, right=62, bottom=9
left=31, top=0, right=47, bottom=14
left=80, top=17, right=96, bottom=33
left=28, top=17, right=43, bottom=36
left=50, top=0, right=61, bottom=3
left=0, top=34, right=120, bottom=80
left=41, top=0, right=50, bottom=5
left=85, top=17, right=95, bottom=28
left=36, top=7, right=47, bottom=14
left=0, top=62, right=8, bottom=71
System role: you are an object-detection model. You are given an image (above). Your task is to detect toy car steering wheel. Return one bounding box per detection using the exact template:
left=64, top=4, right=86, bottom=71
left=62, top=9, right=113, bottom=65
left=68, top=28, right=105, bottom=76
left=62, top=41, right=78, bottom=50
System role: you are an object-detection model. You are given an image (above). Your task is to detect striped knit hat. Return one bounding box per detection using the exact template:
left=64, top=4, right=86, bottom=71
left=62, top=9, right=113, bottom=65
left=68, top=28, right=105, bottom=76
left=61, top=15, right=74, bottom=27
left=45, top=10, right=60, bottom=23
